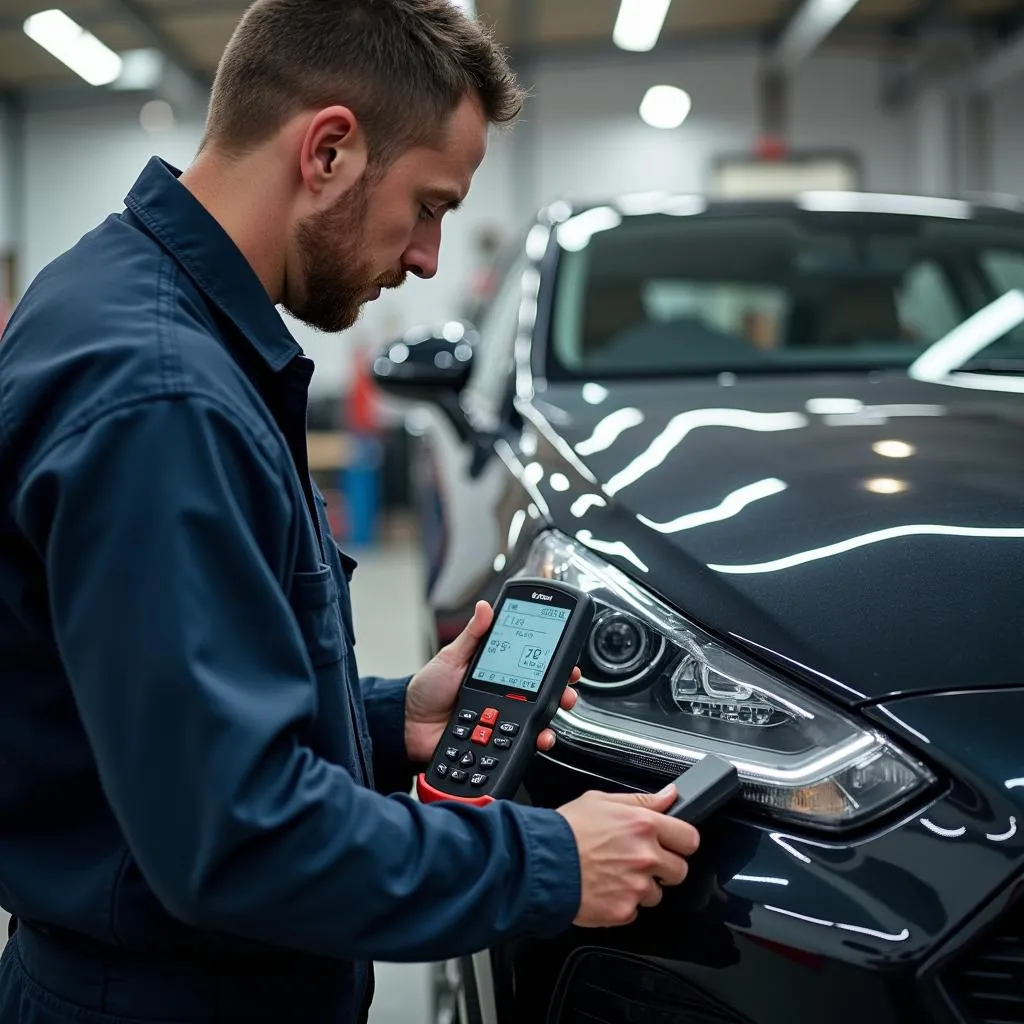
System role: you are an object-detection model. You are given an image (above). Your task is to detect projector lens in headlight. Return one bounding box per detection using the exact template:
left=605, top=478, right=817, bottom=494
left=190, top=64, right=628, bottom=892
left=514, top=530, right=936, bottom=831
left=584, top=610, right=664, bottom=685
left=591, top=612, right=645, bottom=670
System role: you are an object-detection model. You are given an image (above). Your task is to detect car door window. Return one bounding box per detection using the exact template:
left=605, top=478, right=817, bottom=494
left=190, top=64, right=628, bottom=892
left=981, top=249, right=1024, bottom=349
left=896, top=260, right=962, bottom=344
left=982, top=250, right=1024, bottom=293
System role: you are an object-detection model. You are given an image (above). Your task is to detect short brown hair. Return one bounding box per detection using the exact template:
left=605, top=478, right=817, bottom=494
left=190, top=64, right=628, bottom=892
left=202, top=0, right=524, bottom=166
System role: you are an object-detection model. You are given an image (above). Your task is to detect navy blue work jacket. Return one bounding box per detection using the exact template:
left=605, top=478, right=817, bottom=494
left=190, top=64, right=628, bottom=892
left=0, top=157, right=580, bottom=1023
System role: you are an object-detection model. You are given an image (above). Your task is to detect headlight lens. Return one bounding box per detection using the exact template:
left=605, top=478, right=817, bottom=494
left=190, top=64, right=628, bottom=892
left=515, top=530, right=935, bottom=831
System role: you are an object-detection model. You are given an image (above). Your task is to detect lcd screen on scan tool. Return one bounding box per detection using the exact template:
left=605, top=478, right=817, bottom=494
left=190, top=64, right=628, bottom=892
left=471, top=598, right=571, bottom=694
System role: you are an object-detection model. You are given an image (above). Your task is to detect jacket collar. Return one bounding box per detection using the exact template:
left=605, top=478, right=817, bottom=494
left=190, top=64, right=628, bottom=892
left=124, top=156, right=301, bottom=373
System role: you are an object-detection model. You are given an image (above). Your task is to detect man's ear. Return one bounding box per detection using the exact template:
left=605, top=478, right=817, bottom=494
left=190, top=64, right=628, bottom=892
left=298, top=105, right=369, bottom=204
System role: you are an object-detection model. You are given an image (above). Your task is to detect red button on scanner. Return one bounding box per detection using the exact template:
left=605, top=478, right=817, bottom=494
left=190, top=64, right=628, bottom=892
left=471, top=725, right=493, bottom=746
left=480, top=707, right=499, bottom=726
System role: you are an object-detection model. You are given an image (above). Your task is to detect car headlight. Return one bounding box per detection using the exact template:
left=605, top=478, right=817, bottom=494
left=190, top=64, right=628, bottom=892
left=514, top=530, right=936, bottom=831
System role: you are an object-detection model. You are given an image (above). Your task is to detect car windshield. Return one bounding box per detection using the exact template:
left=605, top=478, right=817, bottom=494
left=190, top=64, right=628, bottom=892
left=549, top=206, right=1024, bottom=378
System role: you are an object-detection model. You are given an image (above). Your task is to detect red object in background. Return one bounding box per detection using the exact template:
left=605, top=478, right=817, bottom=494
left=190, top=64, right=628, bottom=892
left=754, top=134, right=788, bottom=161
left=348, top=347, right=379, bottom=433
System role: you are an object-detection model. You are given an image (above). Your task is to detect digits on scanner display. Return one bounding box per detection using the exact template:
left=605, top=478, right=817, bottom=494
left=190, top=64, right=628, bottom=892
left=470, top=599, right=571, bottom=694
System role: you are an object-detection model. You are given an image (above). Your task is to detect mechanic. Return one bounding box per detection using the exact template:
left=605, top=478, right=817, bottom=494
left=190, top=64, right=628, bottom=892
left=0, top=2, right=701, bottom=1022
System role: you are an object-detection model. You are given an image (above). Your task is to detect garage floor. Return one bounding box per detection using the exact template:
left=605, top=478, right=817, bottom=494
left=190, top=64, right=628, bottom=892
left=0, top=541, right=432, bottom=1024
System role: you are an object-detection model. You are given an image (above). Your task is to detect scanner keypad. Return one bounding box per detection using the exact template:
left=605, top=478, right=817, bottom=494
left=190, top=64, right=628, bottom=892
left=434, top=708, right=517, bottom=792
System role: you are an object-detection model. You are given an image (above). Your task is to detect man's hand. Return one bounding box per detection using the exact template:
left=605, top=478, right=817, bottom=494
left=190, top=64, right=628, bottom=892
left=557, top=787, right=701, bottom=928
left=404, top=600, right=581, bottom=764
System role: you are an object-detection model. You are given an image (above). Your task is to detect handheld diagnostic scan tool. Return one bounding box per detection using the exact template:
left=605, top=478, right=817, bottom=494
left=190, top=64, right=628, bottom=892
left=417, top=578, right=595, bottom=807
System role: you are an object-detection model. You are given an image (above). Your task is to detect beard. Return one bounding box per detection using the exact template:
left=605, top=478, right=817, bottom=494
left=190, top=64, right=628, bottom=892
left=288, top=175, right=406, bottom=334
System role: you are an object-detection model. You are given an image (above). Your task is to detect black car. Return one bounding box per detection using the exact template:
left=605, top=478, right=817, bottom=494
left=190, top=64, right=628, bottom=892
left=372, top=190, right=1024, bottom=1024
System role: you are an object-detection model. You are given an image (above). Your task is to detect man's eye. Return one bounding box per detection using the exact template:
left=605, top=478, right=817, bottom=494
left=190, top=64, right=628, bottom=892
left=420, top=205, right=437, bottom=221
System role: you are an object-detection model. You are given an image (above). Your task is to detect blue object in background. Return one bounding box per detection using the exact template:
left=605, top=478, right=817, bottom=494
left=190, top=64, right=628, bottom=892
left=343, top=433, right=383, bottom=547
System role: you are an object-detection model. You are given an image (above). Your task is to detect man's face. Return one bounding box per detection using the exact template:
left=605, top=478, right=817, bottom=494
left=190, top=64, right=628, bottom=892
left=288, top=94, right=488, bottom=334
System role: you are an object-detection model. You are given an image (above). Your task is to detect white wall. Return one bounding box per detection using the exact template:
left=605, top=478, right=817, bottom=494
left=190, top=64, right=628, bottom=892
left=20, top=103, right=514, bottom=396
left=531, top=52, right=914, bottom=207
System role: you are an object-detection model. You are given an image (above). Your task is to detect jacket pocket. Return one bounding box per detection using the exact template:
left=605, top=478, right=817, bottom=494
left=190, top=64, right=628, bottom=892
left=288, top=566, right=345, bottom=669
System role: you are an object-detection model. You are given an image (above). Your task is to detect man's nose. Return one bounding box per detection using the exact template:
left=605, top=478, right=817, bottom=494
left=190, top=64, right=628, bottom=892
left=402, top=224, right=442, bottom=280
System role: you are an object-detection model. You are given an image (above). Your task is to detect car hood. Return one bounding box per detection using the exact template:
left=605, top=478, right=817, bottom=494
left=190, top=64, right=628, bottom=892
left=528, top=373, right=1024, bottom=703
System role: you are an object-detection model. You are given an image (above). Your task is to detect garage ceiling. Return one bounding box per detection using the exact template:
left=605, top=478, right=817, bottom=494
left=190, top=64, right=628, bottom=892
left=0, top=0, right=1021, bottom=91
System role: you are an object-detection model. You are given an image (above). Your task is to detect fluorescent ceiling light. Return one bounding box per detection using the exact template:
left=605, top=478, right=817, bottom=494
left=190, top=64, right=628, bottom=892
left=775, top=0, right=861, bottom=71
left=613, top=0, right=671, bottom=52
left=639, top=85, right=692, bottom=129
left=112, top=48, right=164, bottom=91
left=24, top=9, right=123, bottom=87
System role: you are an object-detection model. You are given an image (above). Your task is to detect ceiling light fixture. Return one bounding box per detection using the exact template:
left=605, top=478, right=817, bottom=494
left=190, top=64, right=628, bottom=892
left=613, top=0, right=672, bottom=52
left=774, top=0, right=862, bottom=71
left=639, top=85, right=692, bottom=129
left=23, top=9, right=123, bottom=87
left=140, top=99, right=176, bottom=135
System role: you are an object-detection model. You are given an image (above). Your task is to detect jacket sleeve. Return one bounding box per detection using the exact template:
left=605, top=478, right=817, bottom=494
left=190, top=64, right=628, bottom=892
left=359, top=673, right=417, bottom=796
left=14, top=394, right=581, bottom=962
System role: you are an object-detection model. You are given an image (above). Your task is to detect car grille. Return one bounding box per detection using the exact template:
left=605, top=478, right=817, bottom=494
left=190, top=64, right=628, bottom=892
left=549, top=950, right=751, bottom=1024
left=946, top=896, right=1024, bottom=1023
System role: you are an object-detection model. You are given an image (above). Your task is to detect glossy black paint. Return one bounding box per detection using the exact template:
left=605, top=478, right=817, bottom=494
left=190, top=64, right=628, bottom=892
left=377, top=197, right=1024, bottom=1023
left=516, top=374, right=1024, bottom=705
left=500, top=688, right=1024, bottom=1023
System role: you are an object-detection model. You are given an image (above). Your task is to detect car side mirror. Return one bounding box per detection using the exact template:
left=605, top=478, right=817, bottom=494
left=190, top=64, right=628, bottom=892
left=371, top=321, right=478, bottom=440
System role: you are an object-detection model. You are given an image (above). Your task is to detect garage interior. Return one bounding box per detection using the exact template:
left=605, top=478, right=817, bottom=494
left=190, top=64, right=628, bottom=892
left=2, top=0, right=1024, bottom=1022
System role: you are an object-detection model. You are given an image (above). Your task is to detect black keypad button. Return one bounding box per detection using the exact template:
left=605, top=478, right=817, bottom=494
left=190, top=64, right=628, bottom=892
left=479, top=756, right=499, bottom=770
left=457, top=709, right=478, bottom=722
left=459, top=751, right=476, bottom=768
left=444, top=746, right=462, bottom=762
left=435, top=763, right=449, bottom=778
left=470, top=773, right=488, bottom=787
left=449, top=769, right=468, bottom=783
left=492, top=736, right=512, bottom=750
left=452, top=725, right=471, bottom=740
left=497, top=722, right=520, bottom=736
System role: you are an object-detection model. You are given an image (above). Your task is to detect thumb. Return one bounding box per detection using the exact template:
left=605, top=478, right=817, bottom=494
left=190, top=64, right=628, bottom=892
left=444, top=601, right=493, bottom=665
left=607, top=784, right=677, bottom=811
left=634, top=784, right=678, bottom=811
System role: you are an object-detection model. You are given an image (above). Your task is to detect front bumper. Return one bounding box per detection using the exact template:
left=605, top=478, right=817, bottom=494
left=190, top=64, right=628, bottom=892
left=498, top=688, right=1024, bottom=1024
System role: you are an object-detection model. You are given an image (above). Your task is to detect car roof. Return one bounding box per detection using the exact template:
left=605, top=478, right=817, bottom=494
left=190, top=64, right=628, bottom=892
left=536, top=191, right=1024, bottom=227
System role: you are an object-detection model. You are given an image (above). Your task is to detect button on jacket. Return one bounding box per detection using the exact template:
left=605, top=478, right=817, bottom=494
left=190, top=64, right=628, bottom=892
left=0, top=158, right=581, bottom=1023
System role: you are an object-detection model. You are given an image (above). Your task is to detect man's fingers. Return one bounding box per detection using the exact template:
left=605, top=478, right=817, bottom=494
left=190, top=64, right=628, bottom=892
left=654, top=851, right=689, bottom=888
left=559, top=686, right=578, bottom=711
left=536, top=728, right=556, bottom=752
left=638, top=880, right=664, bottom=909
left=655, top=816, right=701, bottom=857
